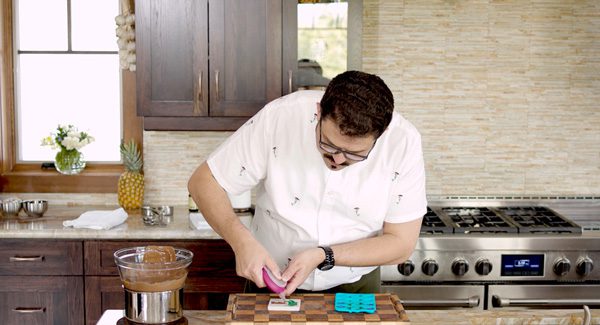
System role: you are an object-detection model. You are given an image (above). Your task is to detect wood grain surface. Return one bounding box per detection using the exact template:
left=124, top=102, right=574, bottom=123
left=225, top=293, right=410, bottom=324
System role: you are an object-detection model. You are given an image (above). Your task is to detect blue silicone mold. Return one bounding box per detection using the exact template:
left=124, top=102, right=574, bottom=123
left=334, top=293, right=376, bottom=314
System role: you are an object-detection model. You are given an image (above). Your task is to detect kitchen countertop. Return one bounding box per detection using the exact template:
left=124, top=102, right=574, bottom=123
left=98, top=308, right=600, bottom=324
left=1, top=199, right=599, bottom=240
left=0, top=205, right=234, bottom=240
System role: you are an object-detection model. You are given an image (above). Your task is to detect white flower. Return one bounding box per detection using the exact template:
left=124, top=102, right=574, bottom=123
left=41, top=124, right=94, bottom=152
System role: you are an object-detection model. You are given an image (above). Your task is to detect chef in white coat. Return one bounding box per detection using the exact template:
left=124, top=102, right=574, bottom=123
left=188, top=70, right=426, bottom=296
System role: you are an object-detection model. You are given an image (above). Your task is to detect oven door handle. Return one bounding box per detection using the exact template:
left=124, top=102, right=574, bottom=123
left=400, top=296, right=480, bottom=308
left=493, top=295, right=600, bottom=307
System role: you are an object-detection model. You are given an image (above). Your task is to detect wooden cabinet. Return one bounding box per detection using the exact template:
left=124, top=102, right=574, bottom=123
left=84, top=240, right=245, bottom=325
left=0, top=240, right=84, bottom=325
left=136, top=0, right=282, bottom=131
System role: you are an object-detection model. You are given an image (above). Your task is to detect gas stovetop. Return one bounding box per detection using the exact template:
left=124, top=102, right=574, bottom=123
left=421, top=205, right=581, bottom=235
left=382, top=201, right=600, bottom=283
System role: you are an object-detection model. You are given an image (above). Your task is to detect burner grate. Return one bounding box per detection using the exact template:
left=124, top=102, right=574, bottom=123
left=495, top=206, right=582, bottom=234
left=440, top=207, right=518, bottom=234
left=420, top=207, right=453, bottom=234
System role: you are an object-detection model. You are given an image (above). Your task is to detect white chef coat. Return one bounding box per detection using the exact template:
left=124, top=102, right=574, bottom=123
left=207, top=90, right=427, bottom=290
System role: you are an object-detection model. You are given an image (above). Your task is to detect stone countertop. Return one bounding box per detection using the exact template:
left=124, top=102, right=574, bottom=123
left=0, top=205, right=240, bottom=240
left=98, top=308, right=600, bottom=325
left=2, top=199, right=598, bottom=240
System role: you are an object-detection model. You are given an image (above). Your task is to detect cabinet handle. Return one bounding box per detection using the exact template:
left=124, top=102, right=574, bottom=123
left=288, top=70, right=293, bottom=94
left=215, top=69, right=220, bottom=101
left=193, top=71, right=203, bottom=115
left=9, top=255, right=45, bottom=262
left=12, top=307, right=46, bottom=313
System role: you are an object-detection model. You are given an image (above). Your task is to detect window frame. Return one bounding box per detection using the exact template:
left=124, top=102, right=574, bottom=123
left=0, top=0, right=142, bottom=193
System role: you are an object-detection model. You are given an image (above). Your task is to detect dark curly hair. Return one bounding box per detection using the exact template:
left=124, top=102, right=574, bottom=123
left=320, top=71, right=394, bottom=137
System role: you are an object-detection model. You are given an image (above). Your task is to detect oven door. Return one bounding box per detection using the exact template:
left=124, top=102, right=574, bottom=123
left=381, top=285, right=484, bottom=310
left=489, top=284, right=600, bottom=309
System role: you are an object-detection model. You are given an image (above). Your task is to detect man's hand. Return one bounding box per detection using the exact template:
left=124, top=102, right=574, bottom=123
left=232, top=236, right=282, bottom=288
left=280, top=247, right=324, bottom=296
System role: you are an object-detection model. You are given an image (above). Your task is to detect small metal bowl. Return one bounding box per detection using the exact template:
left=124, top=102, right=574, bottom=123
left=156, top=205, right=174, bottom=216
left=141, top=205, right=174, bottom=226
left=1, top=199, right=22, bottom=217
left=22, top=200, right=48, bottom=218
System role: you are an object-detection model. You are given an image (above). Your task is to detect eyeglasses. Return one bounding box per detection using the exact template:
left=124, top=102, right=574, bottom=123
left=318, top=121, right=377, bottom=162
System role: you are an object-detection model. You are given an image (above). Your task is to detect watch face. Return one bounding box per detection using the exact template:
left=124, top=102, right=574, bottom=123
left=318, top=262, right=334, bottom=271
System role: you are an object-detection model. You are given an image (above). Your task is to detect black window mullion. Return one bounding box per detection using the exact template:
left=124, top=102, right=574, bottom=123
left=67, top=0, right=72, bottom=51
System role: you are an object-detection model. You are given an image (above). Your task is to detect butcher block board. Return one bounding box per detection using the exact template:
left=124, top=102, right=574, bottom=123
left=225, top=293, right=410, bottom=324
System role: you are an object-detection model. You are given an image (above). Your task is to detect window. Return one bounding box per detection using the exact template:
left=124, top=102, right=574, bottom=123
left=17, top=0, right=120, bottom=162
left=282, top=0, right=361, bottom=92
left=1, top=0, right=142, bottom=193
left=298, top=1, right=348, bottom=80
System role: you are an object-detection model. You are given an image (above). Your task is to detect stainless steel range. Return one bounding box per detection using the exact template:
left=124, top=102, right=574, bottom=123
left=381, top=199, right=600, bottom=310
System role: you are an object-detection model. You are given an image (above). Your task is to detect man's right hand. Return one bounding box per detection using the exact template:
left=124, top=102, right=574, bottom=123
left=188, top=162, right=283, bottom=290
left=232, top=235, right=282, bottom=288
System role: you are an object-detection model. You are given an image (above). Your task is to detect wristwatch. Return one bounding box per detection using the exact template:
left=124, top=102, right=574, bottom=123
left=317, top=246, right=335, bottom=271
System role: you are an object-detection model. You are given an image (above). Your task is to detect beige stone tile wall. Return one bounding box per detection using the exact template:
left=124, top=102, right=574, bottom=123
left=362, top=0, right=600, bottom=197
left=143, top=131, right=231, bottom=205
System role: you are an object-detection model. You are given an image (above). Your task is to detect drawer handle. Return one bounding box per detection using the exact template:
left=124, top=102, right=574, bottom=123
left=9, top=255, right=45, bottom=262
left=12, top=307, right=46, bottom=313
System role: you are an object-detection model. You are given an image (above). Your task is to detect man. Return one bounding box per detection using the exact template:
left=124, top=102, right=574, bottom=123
left=188, top=71, right=426, bottom=296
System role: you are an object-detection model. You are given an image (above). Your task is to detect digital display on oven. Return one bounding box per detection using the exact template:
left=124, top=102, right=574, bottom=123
left=501, top=254, right=545, bottom=276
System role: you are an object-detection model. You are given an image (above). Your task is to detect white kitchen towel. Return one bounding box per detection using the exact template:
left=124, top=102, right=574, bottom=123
left=63, top=208, right=128, bottom=230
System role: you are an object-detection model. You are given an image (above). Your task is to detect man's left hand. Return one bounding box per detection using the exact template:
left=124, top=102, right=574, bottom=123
left=280, top=247, right=324, bottom=296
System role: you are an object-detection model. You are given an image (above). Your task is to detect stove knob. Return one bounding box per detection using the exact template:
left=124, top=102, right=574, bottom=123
left=451, top=259, right=469, bottom=276
left=475, top=259, right=493, bottom=276
left=576, top=257, right=594, bottom=276
left=553, top=258, right=571, bottom=276
left=397, top=260, right=415, bottom=276
left=421, top=259, right=439, bottom=276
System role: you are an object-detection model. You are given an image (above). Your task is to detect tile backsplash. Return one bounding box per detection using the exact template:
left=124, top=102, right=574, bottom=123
left=13, top=0, right=600, bottom=206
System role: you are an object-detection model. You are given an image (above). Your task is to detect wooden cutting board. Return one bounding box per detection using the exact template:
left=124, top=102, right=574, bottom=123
left=225, top=293, right=410, bottom=324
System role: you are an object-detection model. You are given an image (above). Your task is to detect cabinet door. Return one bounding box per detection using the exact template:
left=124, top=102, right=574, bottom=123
left=209, top=0, right=282, bottom=117
left=84, top=276, right=122, bottom=325
left=136, top=0, right=209, bottom=117
left=0, top=276, right=84, bottom=325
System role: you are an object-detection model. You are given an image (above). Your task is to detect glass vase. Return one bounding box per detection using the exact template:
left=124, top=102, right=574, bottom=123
left=55, top=149, right=86, bottom=175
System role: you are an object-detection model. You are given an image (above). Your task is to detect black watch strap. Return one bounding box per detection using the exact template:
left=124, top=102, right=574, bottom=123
left=317, top=246, right=335, bottom=271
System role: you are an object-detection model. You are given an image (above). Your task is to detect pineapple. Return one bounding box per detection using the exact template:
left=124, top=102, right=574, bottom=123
left=118, top=140, right=144, bottom=210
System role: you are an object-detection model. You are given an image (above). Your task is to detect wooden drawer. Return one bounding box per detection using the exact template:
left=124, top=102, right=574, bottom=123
left=84, top=240, right=240, bottom=278
left=0, top=240, right=83, bottom=276
left=0, top=275, right=84, bottom=325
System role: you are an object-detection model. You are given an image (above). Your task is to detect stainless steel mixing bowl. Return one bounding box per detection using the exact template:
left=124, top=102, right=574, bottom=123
left=1, top=199, right=22, bottom=217
left=22, top=200, right=48, bottom=218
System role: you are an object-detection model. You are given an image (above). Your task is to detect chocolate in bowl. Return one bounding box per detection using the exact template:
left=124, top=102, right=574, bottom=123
left=114, top=246, right=193, bottom=292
